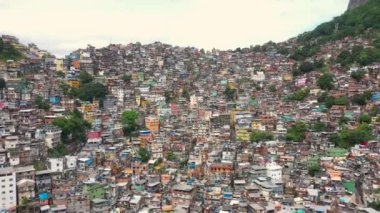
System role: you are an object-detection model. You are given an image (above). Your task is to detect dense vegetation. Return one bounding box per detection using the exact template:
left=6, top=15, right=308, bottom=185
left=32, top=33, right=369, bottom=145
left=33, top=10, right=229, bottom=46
left=317, top=73, right=335, bottom=90
left=286, top=122, right=308, bottom=142
left=298, top=0, right=380, bottom=44
left=122, top=110, right=139, bottom=138
left=288, top=89, right=310, bottom=101
left=53, top=109, right=91, bottom=143
left=65, top=71, right=108, bottom=105
left=332, top=123, right=373, bottom=148
left=34, top=95, right=51, bottom=111
left=0, top=38, right=22, bottom=61
left=337, top=45, right=380, bottom=67
left=250, top=130, right=274, bottom=142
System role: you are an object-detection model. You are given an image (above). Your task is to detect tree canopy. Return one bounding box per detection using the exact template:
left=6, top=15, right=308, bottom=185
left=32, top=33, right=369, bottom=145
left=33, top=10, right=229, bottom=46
left=288, top=89, right=310, bottom=101
left=317, top=73, right=334, bottom=90
left=0, top=38, right=22, bottom=61
left=122, top=110, right=139, bottom=137
left=79, top=71, right=93, bottom=84
left=298, top=0, right=380, bottom=44
left=34, top=95, right=50, bottom=111
left=138, top=147, right=150, bottom=163
left=336, top=123, right=373, bottom=148
left=250, top=130, right=274, bottom=142
left=286, top=122, right=308, bottom=142
left=53, top=109, right=91, bottom=143
left=224, top=86, right=237, bottom=101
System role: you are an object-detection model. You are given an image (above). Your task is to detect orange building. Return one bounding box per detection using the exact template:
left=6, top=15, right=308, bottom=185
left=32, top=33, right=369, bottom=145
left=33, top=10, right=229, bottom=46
left=209, top=163, right=234, bottom=174
left=72, top=60, right=81, bottom=69
left=145, top=116, right=160, bottom=133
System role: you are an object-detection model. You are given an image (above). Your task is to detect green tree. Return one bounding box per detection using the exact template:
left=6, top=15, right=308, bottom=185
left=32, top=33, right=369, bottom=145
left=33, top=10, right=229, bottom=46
left=359, top=114, right=371, bottom=124
left=339, top=116, right=351, bottom=126
left=122, top=74, right=131, bottom=83
left=250, top=130, right=274, bottom=142
left=317, top=73, right=334, bottom=90
left=334, top=96, right=349, bottom=106
left=289, top=89, right=310, bottom=101
left=0, top=38, right=22, bottom=61
left=48, top=143, right=68, bottom=157
left=56, top=71, right=65, bottom=78
left=77, top=82, right=107, bottom=102
left=122, top=110, right=139, bottom=137
left=224, top=86, right=237, bottom=101
left=369, top=202, right=380, bottom=211
left=53, top=110, right=91, bottom=143
left=337, top=50, right=353, bottom=67
left=352, top=93, right=371, bottom=106
left=182, top=88, right=190, bottom=101
left=299, top=61, right=314, bottom=73
left=369, top=106, right=380, bottom=117
left=286, top=122, right=308, bottom=142
left=34, top=95, right=50, bottom=111
left=0, top=78, right=6, bottom=99
left=166, top=151, right=177, bottom=161
left=350, top=71, right=365, bottom=82
left=60, top=82, right=70, bottom=95
left=312, top=121, right=327, bottom=132
left=269, top=85, right=277, bottom=93
left=308, top=164, right=320, bottom=177
left=138, top=147, right=150, bottom=163
left=164, top=91, right=174, bottom=104
left=79, top=71, right=93, bottom=84
left=337, top=123, right=373, bottom=148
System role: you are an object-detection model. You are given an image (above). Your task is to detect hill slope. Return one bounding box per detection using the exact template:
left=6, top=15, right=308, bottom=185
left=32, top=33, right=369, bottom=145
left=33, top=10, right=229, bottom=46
left=347, top=0, right=369, bottom=10
left=0, top=38, right=22, bottom=61
left=298, top=0, right=380, bottom=44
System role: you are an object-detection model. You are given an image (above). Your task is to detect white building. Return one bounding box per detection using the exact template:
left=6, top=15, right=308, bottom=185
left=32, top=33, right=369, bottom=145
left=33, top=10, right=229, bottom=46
left=266, top=161, right=282, bottom=181
left=117, top=88, right=124, bottom=103
left=4, top=136, right=19, bottom=150
left=0, top=167, right=17, bottom=210
left=190, top=95, right=198, bottom=108
left=65, top=156, right=78, bottom=170
left=251, top=71, right=265, bottom=81
left=44, top=126, right=62, bottom=149
left=48, top=158, right=64, bottom=172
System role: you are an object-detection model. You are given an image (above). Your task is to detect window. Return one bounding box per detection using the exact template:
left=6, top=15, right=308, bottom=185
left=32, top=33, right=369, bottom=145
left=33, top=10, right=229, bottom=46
left=9, top=190, right=12, bottom=193
left=8, top=178, right=12, bottom=181
left=9, top=184, right=13, bottom=187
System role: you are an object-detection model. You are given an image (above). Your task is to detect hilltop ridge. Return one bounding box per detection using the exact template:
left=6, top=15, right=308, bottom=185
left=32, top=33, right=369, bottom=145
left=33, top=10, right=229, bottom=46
left=347, top=0, right=369, bottom=10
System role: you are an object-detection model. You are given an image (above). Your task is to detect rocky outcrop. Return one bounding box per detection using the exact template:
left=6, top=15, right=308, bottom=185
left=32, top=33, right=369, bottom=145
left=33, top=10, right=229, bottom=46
left=347, top=0, right=368, bottom=11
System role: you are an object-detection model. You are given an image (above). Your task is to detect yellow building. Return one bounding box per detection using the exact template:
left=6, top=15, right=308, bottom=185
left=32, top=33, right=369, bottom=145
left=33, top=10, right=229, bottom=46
left=236, top=129, right=250, bottom=142
left=84, top=112, right=94, bottom=123
left=227, top=82, right=236, bottom=89
left=131, top=72, right=138, bottom=81
left=67, top=80, right=80, bottom=88
left=252, top=120, right=263, bottom=131
left=55, top=58, right=64, bottom=72
left=136, top=96, right=141, bottom=106
left=283, top=74, right=293, bottom=81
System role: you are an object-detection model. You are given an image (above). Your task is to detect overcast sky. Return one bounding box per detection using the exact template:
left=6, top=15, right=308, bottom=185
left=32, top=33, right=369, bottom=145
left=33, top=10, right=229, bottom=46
left=0, top=0, right=349, bottom=57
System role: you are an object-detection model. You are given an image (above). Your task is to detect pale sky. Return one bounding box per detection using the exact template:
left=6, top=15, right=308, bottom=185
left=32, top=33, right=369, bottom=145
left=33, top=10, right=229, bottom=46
left=0, top=0, right=349, bottom=57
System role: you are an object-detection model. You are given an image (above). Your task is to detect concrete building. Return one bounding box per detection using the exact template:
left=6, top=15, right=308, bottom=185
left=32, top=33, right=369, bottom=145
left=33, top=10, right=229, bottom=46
left=0, top=167, right=17, bottom=211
